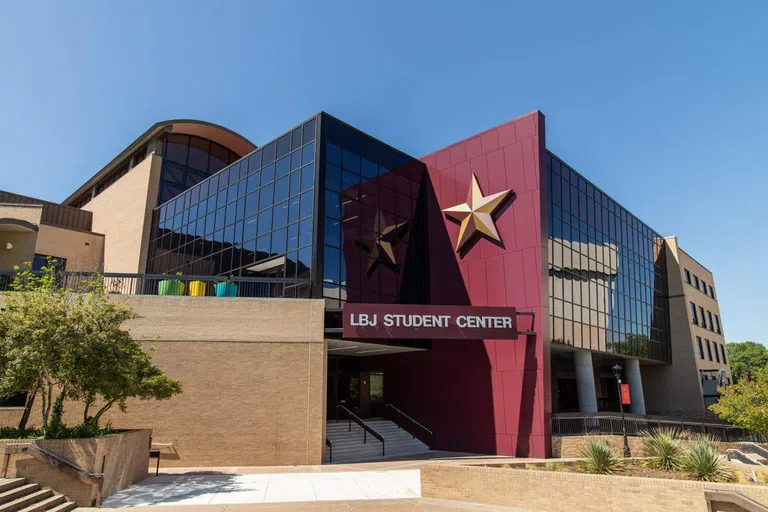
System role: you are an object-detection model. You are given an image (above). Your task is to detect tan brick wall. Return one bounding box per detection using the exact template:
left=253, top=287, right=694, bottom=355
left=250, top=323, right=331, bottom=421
left=421, top=463, right=768, bottom=512
left=0, top=204, right=42, bottom=225
left=34, top=224, right=104, bottom=272
left=0, top=230, right=37, bottom=270
left=84, top=154, right=161, bottom=273
left=2, top=431, right=150, bottom=506
left=0, top=297, right=327, bottom=468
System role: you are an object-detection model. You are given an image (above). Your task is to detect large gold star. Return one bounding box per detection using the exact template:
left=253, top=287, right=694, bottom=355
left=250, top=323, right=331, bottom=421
left=442, top=174, right=513, bottom=252
left=356, top=211, right=409, bottom=275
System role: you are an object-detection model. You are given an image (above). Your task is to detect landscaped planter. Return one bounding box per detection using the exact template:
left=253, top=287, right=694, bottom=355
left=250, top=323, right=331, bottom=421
left=421, top=463, right=768, bottom=512
left=215, top=282, right=238, bottom=297
left=188, top=280, right=207, bottom=297
left=158, top=279, right=185, bottom=296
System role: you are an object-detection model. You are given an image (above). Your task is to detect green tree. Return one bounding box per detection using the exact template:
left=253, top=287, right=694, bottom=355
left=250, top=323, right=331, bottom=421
left=727, top=341, right=768, bottom=383
left=0, top=261, right=181, bottom=434
left=710, top=368, right=768, bottom=439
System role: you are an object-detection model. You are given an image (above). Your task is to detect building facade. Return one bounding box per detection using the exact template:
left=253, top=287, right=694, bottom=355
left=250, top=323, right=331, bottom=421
left=0, top=110, right=731, bottom=464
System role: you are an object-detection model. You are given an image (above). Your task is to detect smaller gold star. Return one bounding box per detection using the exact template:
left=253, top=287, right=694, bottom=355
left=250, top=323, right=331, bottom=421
left=442, top=174, right=513, bottom=252
left=357, top=211, right=409, bottom=275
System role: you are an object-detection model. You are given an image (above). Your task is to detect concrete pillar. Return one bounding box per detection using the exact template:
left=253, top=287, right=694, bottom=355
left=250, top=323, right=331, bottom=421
left=625, top=358, right=647, bottom=415
left=574, top=351, right=598, bottom=413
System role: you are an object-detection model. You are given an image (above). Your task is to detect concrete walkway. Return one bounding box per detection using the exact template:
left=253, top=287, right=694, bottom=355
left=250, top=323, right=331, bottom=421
left=98, top=498, right=534, bottom=511
left=103, top=470, right=421, bottom=508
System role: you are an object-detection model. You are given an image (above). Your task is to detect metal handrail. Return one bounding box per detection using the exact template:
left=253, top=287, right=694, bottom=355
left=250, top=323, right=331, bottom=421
left=3, top=442, right=105, bottom=506
left=552, top=414, right=766, bottom=443
left=335, top=405, right=385, bottom=457
left=0, top=270, right=310, bottom=285
left=325, top=438, right=333, bottom=463
left=385, top=404, right=434, bottom=442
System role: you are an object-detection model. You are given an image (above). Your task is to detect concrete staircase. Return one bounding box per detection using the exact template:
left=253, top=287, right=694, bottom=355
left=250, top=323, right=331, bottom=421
left=325, top=419, right=430, bottom=464
left=0, top=478, right=76, bottom=512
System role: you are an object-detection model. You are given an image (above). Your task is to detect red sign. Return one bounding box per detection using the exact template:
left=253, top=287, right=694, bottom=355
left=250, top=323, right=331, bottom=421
left=621, top=383, right=631, bottom=405
left=342, top=304, right=518, bottom=340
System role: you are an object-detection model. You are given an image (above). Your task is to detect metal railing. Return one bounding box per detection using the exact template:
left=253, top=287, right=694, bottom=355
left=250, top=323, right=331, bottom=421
left=0, top=271, right=312, bottom=299
left=3, top=443, right=105, bottom=506
left=553, top=414, right=766, bottom=443
left=325, top=438, right=333, bottom=464
left=336, top=404, right=385, bottom=457
left=385, top=403, right=434, bottom=447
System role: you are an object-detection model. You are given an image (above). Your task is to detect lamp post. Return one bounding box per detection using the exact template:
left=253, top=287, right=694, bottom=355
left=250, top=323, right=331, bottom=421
left=612, top=364, right=631, bottom=457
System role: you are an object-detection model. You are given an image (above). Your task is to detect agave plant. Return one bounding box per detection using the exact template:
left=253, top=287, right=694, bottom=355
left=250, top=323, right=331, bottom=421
left=580, top=439, right=624, bottom=475
left=641, top=430, right=683, bottom=470
left=680, top=439, right=736, bottom=482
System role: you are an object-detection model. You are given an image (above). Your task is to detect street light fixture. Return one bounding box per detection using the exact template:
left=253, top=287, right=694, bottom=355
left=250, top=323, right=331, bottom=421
left=612, top=364, right=631, bottom=457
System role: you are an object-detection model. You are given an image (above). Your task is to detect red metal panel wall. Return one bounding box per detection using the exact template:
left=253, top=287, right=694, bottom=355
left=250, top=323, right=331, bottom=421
left=364, top=111, right=551, bottom=457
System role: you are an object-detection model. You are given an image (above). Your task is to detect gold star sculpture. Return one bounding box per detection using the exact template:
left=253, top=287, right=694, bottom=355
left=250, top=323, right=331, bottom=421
left=356, top=211, right=409, bottom=275
left=442, top=174, right=514, bottom=252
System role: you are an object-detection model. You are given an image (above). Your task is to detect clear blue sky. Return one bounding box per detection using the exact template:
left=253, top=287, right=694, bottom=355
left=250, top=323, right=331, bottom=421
left=1, top=1, right=765, bottom=343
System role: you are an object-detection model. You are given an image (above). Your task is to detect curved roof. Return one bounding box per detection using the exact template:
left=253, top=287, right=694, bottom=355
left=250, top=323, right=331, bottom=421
left=0, top=218, right=38, bottom=232
left=63, top=119, right=257, bottom=206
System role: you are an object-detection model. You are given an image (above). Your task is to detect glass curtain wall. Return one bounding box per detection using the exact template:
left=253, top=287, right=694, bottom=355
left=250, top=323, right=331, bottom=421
left=148, top=117, right=318, bottom=281
left=319, top=114, right=429, bottom=307
left=158, top=134, right=243, bottom=204
left=546, top=152, right=671, bottom=362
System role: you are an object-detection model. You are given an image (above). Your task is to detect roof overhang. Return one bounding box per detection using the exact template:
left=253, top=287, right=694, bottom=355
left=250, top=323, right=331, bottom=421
left=62, top=119, right=257, bottom=206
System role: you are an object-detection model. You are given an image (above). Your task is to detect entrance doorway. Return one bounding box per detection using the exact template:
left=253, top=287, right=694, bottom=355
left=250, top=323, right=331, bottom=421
left=327, top=356, right=384, bottom=419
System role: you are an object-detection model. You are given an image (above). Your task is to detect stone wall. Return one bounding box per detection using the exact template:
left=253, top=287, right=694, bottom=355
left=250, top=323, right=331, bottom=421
left=421, top=463, right=768, bottom=512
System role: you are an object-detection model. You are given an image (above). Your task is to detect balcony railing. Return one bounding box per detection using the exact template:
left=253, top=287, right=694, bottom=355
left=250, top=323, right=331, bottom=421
left=0, top=271, right=312, bottom=299
left=553, top=413, right=766, bottom=443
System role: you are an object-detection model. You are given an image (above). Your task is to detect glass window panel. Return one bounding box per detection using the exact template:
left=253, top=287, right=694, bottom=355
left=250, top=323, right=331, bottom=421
left=326, top=143, right=341, bottom=165
left=236, top=197, right=245, bottom=220
left=271, top=228, right=287, bottom=255
left=276, top=155, right=290, bottom=177
left=300, top=191, right=313, bottom=219
left=342, top=170, right=360, bottom=190
left=325, top=217, right=341, bottom=247
left=326, top=190, right=341, bottom=219
left=342, top=150, right=360, bottom=173
left=274, top=176, right=289, bottom=203
left=227, top=184, right=238, bottom=204
left=259, top=183, right=274, bottom=210
left=245, top=192, right=259, bottom=217
left=290, top=170, right=301, bottom=197
left=248, top=150, right=261, bottom=173
left=362, top=159, right=377, bottom=180
left=244, top=215, right=258, bottom=241
left=324, top=246, right=340, bottom=283
left=299, top=218, right=312, bottom=247
left=258, top=209, right=272, bottom=234
left=214, top=207, right=225, bottom=232
left=256, top=234, right=271, bottom=255
left=301, top=164, right=314, bottom=191
left=302, top=142, right=315, bottom=165
left=273, top=200, right=288, bottom=229
left=223, top=224, right=234, bottom=245
left=261, top=163, right=275, bottom=184
left=302, top=118, right=316, bottom=143
left=291, top=127, right=302, bottom=151
left=234, top=221, right=243, bottom=244
left=225, top=202, right=236, bottom=226
left=291, top=150, right=302, bottom=171
left=277, top=134, right=291, bottom=159
left=288, top=223, right=299, bottom=250
left=262, top=141, right=276, bottom=166
left=298, top=247, right=312, bottom=278
left=326, top=163, right=341, bottom=191
left=289, top=195, right=300, bottom=223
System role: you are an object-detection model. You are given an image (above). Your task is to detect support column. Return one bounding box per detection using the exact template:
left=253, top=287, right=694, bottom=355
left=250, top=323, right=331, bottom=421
left=625, top=358, right=646, bottom=415
left=574, top=351, right=598, bottom=413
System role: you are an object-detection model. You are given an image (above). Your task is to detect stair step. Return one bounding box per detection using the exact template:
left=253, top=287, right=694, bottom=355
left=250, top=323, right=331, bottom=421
left=0, top=485, right=39, bottom=506
left=0, top=489, right=52, bottom=512
left=0, top=481, right=25, bottom=495
left=17, top=494, right=64, bottom=512
left=44, top=503, right=76, bottom=512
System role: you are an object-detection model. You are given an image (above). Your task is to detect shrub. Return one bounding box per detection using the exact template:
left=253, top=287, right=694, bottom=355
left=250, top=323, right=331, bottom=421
left=580, top=439, right=624, bottom=475
left=680, top=440, right=736, bottom=482
left=545, top=461, right=567, bottom=472
left=642, top=430, right=683, bottom=470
